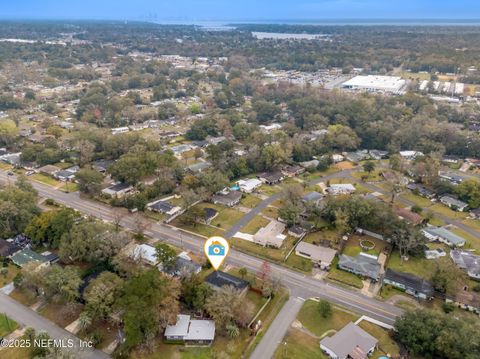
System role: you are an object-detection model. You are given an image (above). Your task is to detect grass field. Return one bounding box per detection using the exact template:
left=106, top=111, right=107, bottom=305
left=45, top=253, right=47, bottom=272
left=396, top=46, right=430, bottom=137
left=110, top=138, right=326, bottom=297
left=387, top=251, right=438, bottom=279
left=297, top=300, right=359, bottom=337
left=400, top=193, right=433, bottom=208
left=285, top=253, right=313, bottom=272
left=358, top=321, right=400, bottom=357
left=231, top=235, right=297, bottom=262
left=240, top=194, right=263, bottom=208
left=273, top=328, right=327, bottom=359
left=429, top=203, right=468, bottom=220
left=30, top=173, right=61, bottom=187
left=240, top=215, right=270, bottom=235
left=0, top=313, right=18, bottom=337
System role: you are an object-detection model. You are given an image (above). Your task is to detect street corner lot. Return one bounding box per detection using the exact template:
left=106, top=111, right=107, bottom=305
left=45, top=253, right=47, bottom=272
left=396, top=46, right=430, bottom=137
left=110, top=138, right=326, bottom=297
left=273, top=299, right=399, bottom=359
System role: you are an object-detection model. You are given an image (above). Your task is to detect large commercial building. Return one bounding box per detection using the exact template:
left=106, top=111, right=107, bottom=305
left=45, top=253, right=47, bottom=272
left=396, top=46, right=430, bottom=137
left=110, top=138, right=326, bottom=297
left=342, top=75, right=407, bottom=94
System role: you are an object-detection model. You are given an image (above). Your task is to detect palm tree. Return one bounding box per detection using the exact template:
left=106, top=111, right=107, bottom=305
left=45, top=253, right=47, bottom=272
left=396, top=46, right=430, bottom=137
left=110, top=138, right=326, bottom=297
left=226, top=324, right=240, bottom=339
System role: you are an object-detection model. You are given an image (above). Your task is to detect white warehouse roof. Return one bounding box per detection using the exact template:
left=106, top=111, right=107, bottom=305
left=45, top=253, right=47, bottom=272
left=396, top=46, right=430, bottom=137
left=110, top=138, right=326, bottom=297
left=342, top=75, right=406, bottom=93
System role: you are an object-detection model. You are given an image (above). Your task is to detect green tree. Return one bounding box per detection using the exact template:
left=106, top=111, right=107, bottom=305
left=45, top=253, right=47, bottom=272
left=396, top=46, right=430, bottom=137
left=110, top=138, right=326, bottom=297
left=25, top=208, right=76, bottom=248
left=84, top=272, right=123, bottom=320
left=43, top=265, right=82, bottom=303
left=317, top=300, right=332, bottom=318
left=155, top=243, right=177, bottom=271
left=115, top=270, right=180, bottom=349
left=0, top=119, right=19, bottom=146
left=363, top=161, right=375, bottom=174
left=76, top=168, right=104, bottom=196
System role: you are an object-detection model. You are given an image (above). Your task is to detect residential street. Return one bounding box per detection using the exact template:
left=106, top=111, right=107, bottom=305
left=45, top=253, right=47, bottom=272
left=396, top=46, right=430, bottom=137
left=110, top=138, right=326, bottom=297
left=249, top=297, right=304, bottom=359
left=0, top=292, right=109, bottom=359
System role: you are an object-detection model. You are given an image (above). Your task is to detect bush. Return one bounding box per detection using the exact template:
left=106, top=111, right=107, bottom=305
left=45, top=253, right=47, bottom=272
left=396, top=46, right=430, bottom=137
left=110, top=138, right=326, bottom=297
left=318, top=300, right=332, bottom=318
left=442, top=302, right=455, bottom=313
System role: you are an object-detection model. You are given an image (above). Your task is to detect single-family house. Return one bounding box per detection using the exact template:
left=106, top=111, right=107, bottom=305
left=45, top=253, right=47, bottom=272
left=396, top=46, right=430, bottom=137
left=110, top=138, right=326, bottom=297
left=212, top=191, right=242, bottom=207
left=344, top=150, right=369, bottom=163
left=338, top=253, right=381, bottom=281
left=282, top=165, right=305, bottom=177
left=383, top=269, right=434, bottom=300
left=302, top=192, right=324, bottom=206
left=440, top=196, right=468, bottom=211
left=40, top=251, right=59, bottom=265
left=163, top=256, right=202, bottom=277
left=132, top=244, right=158, bottom=266
left=92, top=159, right=114, bottom=173
left=101, top=183, right=134, bottom=198
left=10, top=248, right=48, bottom=268
left=442, top=155, right=461, bottom=164
left=38, top=165, right=61, bottom=177
left=320, top=322, right=378, bottom=359
left=369, top=150, right=389, bottom=160
left=253, top=220, right=287, bottom=248
left=446, top=291, right=480, bottom=315
left=438, top=171, right=464, bottom=185
left=331, top=154, right=345, bottom=163
left=187, top=162, right=211, bottom=174
left=327, top=184, right=356, bottom=196
left=407, top=183, right=435, bottom=198
left=0, top=239, right=21, bottom=258
left=165, top=314, right=215, bottom=345
left=149, top=200, right=182, bottom=216
left=204, top=270, right=249, bottom=296
left=257, top=171, right=284, bottom=185
left=299, top=159, right=319, bottom=169
left=237, top=178, right=262, bottom=193
left=201, top=208, right=218, bottom=225
left=394, top=207, right=424, bottom=225
left=399, top=151, right=424, bottom=160
left=295, top=242, right=337, bottom=270
left=111, top=127, right=130, bottom=135
left=422, top=226, right=466, bottom=247
left=288, top=226, right=307, bottom=239
left=425, top=248, right=446, bottom=260
left=450, top=250, right=480, bottom=279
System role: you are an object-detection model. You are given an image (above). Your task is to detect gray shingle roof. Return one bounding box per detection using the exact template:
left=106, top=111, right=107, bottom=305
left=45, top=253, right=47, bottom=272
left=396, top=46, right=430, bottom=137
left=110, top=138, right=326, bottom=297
left=338, top=253, right=380, bottom=280
left=320, top=322, right=378, bottom=358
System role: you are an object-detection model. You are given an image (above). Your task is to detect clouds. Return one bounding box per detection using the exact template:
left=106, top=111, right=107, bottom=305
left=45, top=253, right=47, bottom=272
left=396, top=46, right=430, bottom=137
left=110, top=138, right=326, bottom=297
left=0, top=0, right=478, bottom=21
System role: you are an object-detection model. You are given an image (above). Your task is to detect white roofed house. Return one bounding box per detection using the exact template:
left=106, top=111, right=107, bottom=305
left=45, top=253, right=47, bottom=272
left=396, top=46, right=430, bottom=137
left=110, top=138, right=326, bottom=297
left=101, top=182, right=134, bottom=198
left=131, top=244, right=158, bottom=266
left=164, top=314, right=215, bottom=346
left=253, top=220, right=287, bottom=248
left=237, top=178, right=262, bottom=193
left=399, top=150, right=424, bottom=160
left=327, top=184, right=356, bottom=196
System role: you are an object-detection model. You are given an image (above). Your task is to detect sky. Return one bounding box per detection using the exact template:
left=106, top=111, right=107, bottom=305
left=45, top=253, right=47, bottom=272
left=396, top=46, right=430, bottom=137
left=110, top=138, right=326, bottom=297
left=0, top=0, right=479, bottom=22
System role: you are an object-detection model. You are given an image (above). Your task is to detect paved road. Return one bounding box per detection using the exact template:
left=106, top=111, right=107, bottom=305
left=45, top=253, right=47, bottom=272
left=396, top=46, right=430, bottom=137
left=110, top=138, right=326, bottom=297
left=249, top=297, right=304, bottom=359
left=0, top=292, right=108, bottom=359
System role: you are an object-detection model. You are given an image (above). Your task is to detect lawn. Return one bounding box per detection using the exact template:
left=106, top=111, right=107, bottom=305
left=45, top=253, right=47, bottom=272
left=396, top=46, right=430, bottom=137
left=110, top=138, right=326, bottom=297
left=0, top=264, right=20, bottom=287
left=327, top=257, right=364, bottom=289
left=297, top=300, right=359, bottom=337
left=258, top=185, right=280, bottom=197
left=400, top=193, right=433, bottom=208
left=210, top=206, right=245, bottom=230
left=351, top=170, right=383, bottom=182
left=240, top=216, right=270, bottom=235
left=342, top=234, right=390, bottom=258
left=450, top=227, right=480, bottom=250
left=38, top=302, right=84, bottom=328
left=262, top=206, right=278, bottom=219
left=273, top=328, right=327, bottom=359
left=358, top=321, right=400, bottom=357
left=285, top=253, right=313, bottom=273
left=170, top=219, right=223, bottom=238
left=59, top=182, right=79, bottom=193
left=30, top=173, right=61, bottom=187
left=387, top=251, right=438, bottom=280
left=231, top=235, right=297, bottom=263
left=303, top=230, right=337, bottom=245
left=0, top=313, right=18, bottom=337
left=429, top=203, right=468, bottom=220
left=0, top=162, right=12, bottom=170
left=240, top=194, right=262, bottom=208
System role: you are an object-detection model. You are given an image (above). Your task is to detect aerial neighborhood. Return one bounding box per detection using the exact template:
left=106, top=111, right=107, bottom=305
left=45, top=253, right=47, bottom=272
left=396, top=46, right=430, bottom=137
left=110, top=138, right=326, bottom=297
left=0, top=14, right=480, bottom=359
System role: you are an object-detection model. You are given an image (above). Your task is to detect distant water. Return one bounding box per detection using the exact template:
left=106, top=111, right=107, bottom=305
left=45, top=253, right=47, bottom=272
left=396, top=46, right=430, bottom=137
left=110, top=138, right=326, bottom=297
left=155, top=19, right=480, bottom=27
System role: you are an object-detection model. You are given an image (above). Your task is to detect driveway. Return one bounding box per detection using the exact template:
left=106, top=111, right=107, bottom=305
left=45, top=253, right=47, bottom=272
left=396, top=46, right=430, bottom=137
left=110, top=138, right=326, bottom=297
left=249, top=297, right=304, bottom=359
